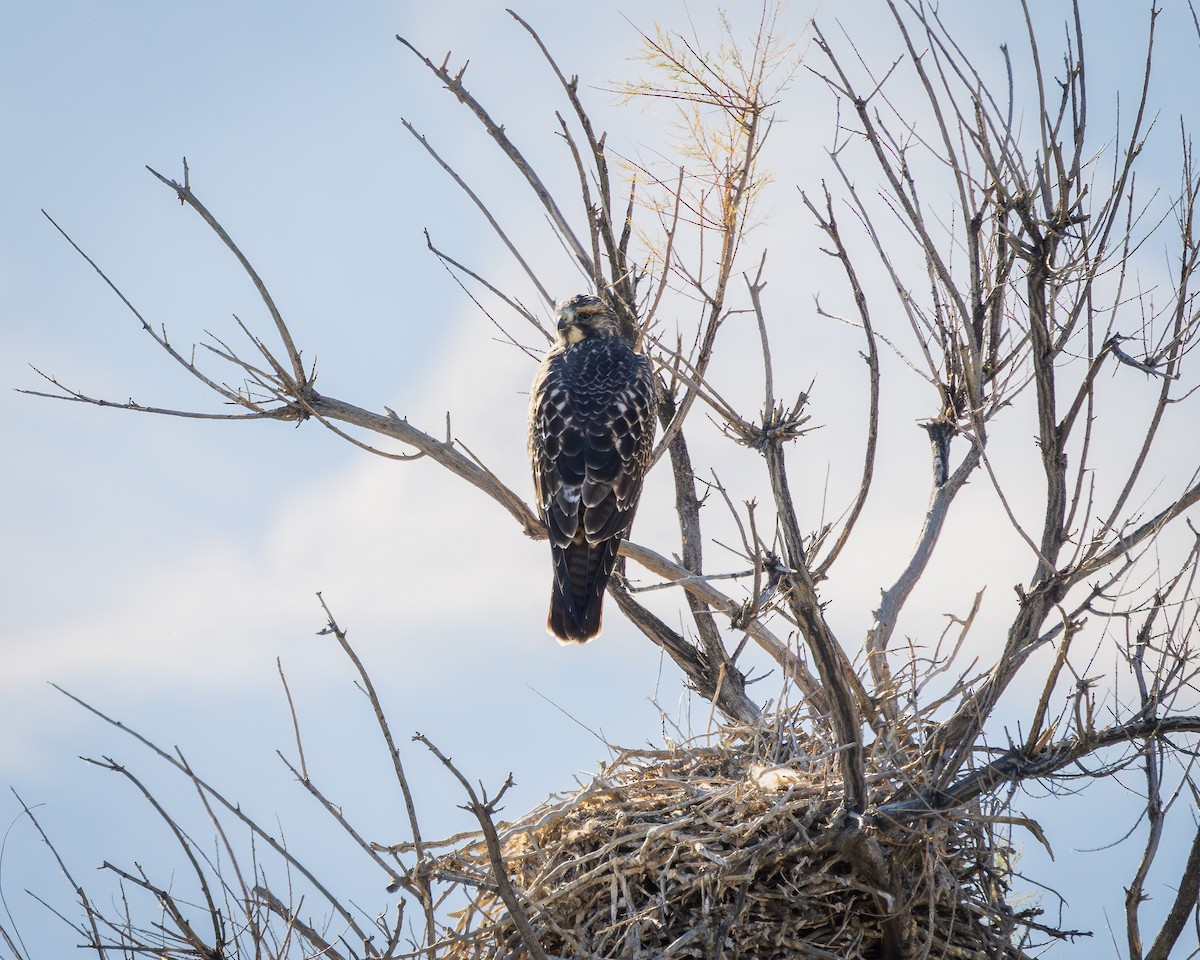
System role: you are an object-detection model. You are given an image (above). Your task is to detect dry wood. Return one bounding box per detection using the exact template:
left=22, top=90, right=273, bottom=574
left=427, top=714, right=1044, bottom=960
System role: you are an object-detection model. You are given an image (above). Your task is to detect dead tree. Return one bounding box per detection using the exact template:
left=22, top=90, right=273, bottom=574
left=12, top=2, right=1200, bottom=958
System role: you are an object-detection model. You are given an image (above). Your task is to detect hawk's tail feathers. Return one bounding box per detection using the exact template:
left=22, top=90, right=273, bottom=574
left=546, top=538, right=621, bottom=644
left=547, top=587, right=602, bottom=644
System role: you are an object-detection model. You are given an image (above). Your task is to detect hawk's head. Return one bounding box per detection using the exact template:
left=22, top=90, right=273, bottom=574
left=556, top=294, right=621, bottom=345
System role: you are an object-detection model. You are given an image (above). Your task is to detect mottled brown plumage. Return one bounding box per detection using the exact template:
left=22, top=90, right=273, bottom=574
left=529, top=295, right=657, bottom=643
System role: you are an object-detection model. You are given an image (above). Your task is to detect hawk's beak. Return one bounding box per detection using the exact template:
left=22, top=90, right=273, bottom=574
left=557, top=314, right=572, bottom=333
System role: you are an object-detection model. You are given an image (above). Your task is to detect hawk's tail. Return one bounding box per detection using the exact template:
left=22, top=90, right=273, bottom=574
left=547, top=538, right=622, bottom=644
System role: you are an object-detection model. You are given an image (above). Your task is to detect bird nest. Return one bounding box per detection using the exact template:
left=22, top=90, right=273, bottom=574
left=432, top=711, right=1037, bottom=959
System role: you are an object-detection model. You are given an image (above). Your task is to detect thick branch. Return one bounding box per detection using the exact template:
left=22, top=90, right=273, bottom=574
left=609, top=579, right=760, bottom=724
left=1145, top=820, right=1200, bottom=960
left=763, top=439, right=868, bottom=814
left=660, top=397, right=748, bottom=711
left=865, top=444, right=981, bottom=679
left=306, top=393, right=543, bottom=535
left=621, top=542, right=820, bottom=697
left=880, top=715, right=1200, bottom=820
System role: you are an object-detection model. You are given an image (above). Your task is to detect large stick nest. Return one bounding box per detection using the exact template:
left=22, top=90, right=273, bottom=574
left=432, top=711, right=1037, bottom=959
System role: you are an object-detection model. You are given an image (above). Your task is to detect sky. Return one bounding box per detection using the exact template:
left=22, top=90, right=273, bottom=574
left=2, top=2, right=1198, bottom=957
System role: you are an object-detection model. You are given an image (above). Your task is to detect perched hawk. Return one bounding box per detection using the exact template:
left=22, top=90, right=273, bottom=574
left=529, top=294, right=657, bottom=643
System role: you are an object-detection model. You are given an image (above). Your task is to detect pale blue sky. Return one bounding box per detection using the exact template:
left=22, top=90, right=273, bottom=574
left=3, top=2, right=1198, bottom=956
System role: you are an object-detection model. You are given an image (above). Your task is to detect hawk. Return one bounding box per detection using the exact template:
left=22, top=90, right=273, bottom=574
left=529, top=294, right=657, bottom=643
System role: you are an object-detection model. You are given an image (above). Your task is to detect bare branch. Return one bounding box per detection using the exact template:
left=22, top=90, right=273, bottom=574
left=882, top=715, right=1200, bottom=819
left=315, top=594, right=436, bottom=944
left=400, top=119, right=555, bottom=308
left=48, top=683, right=373, bottom=947
left=1145, top=820, right=1200, bottom=960
left=147, top=161, right=308, bottom=390
left=395, top=32, right=590, bottom=276
left=414, top=733, right=550, bottom=960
